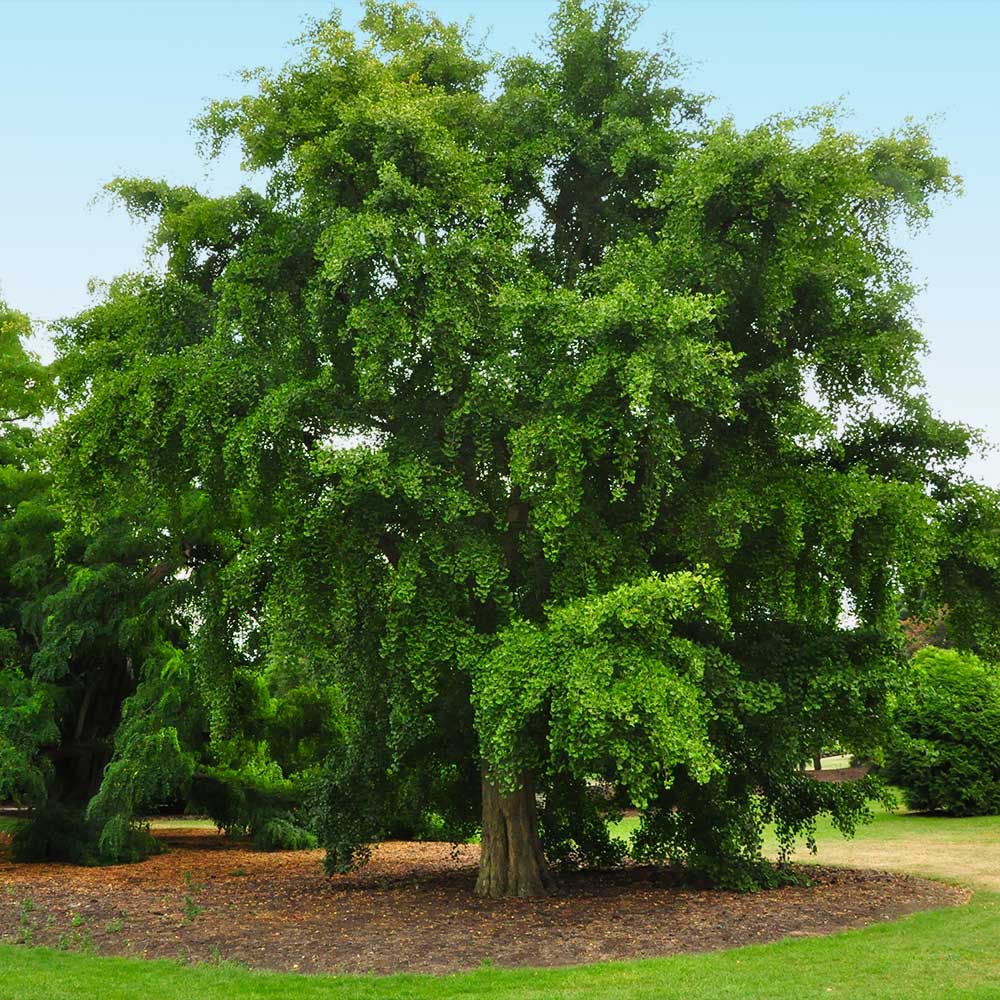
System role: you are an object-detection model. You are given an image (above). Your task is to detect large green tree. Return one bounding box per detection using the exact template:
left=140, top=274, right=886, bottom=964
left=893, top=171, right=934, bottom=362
left=51, top=0, right=984, bottom=895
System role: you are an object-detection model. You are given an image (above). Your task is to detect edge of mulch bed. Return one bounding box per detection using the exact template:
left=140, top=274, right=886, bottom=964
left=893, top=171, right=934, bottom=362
left=0, top=831, right=972, bottom=975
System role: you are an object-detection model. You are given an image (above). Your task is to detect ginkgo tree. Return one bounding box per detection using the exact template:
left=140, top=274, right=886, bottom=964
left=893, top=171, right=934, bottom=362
left=50, top=0, right=992, bottom=895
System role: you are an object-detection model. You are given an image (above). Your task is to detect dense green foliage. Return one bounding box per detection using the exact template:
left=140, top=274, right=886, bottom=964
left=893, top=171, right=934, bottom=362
left=8, top=801, right=163, bottom=866
left=2, top=0, right=998, bottom=893
left=40, top=0, right=994, bottom=891
left=0, top=297, right=336, bottom=857
left=189, top=766, right=318, bottom=851
left=0, top=300, right=59, bottom=805
left=0, top=298, right=208, bottom=858
left=886, top=646, right=1000, bottom=816
left=922, top=486, right=1000, bottom=660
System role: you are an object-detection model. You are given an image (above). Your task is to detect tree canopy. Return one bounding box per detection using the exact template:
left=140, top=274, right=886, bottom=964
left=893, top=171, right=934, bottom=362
left=5, top=0, right=998, bottom=895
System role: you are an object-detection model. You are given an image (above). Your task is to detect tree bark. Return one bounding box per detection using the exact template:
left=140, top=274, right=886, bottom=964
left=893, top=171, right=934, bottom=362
left=475, top=769, right=552, bottom=898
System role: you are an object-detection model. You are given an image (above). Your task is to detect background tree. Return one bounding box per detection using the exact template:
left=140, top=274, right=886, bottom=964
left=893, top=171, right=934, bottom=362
left=0, top=298, right=207, bottom=862
left=0, top=298, right=57, bottom=805
left=49, top=0, right=983, bottom=894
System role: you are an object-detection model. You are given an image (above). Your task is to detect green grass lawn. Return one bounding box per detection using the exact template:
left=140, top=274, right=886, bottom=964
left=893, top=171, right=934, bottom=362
left=762, top=790, right=1000, bottom=848
left=2, top=815, right=216, bottom=834
left=3, top=800, right=1000, bottom=999
left=611, top=792, right=1000, bottom=856
left=1, top=895, right=998, bottom=1000
left=148, top=817, right=218, bottom=830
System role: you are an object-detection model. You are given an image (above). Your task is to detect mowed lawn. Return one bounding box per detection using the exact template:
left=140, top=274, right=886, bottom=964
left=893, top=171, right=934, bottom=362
left=769, top=806, right=1000, bottom=892
left=2, top=801, right=1000, bottom=999
left=613, top=790, right=1000, bottom=890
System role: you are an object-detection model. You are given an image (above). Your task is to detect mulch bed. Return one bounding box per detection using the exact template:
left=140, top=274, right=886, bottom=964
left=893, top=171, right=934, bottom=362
left=0, top=829, right=967, bottom=974
left=806, top=766, right=871, bottom=783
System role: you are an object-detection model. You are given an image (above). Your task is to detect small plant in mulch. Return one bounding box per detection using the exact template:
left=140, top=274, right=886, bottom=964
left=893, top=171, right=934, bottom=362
left=208, top=945, right=249, bottom=970
left=17, top=898, right=34, bottom=945
left=31, top=908, right=94, bottom=954
left=62, top=913, right=94, bottom=953
left=181, top=871, right=205, bottom=924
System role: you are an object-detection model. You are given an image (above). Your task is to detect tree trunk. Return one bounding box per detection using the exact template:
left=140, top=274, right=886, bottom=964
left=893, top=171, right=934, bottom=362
left=475, top=769, right=552, bottom=898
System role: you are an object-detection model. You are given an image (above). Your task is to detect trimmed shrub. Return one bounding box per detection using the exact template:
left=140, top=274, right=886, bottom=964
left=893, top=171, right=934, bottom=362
left=885, top=646, right=1000, bottom=815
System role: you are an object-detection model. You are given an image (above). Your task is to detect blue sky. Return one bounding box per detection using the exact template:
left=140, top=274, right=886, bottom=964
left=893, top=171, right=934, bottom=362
left=2, top=0, right=998, bottom=481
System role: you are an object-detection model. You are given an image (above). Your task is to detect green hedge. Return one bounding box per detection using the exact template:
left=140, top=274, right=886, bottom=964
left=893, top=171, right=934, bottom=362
left=886, top=646, right=1000, bottom=815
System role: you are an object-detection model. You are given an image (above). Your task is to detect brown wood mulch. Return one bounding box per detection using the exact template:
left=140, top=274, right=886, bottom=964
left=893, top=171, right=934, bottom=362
left=806, top=766, right=871, bottom=783
left=0, top=829, right=967, bottom=975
